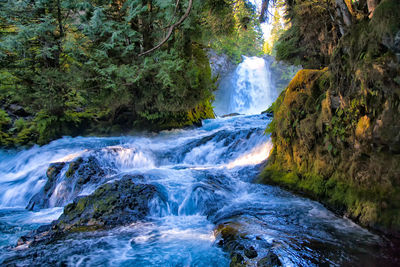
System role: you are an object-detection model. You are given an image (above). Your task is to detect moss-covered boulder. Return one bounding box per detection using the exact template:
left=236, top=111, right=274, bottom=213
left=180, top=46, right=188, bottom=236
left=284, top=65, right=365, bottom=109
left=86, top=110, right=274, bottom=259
left=56, top=178, right=157, bottom=231
left=18, top=178, right=158, bottom=248
left=261, top=7, right=400, bottom=236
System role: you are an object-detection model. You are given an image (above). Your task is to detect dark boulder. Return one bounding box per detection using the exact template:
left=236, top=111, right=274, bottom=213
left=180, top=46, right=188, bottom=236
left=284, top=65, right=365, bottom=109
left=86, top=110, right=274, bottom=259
left=56, top=178, right=157, bottom=231
left=18, top=178, right=158, bottom=248
left=257, top=251, right=282, bottom=267
left=26, top=162, right=65, bottom=211
left=27, top=156, right=109, bottom=210
left=215, top=222, right=281, bottom=266
left=8, top=104, right=30, bottom=117
left=244, top=246, right=258, bottom=259
left=46, top=162, right=65, bottom=181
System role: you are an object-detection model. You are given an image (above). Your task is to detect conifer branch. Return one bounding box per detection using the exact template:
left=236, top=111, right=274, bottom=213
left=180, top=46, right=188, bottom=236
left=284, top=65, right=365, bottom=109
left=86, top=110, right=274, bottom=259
left=139, top=0, right=193, bottom=56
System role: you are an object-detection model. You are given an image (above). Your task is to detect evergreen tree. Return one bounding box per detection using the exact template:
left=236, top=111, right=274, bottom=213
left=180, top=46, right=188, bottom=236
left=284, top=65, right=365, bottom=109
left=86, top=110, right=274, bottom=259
left=0, top=0, right=264, bottom=146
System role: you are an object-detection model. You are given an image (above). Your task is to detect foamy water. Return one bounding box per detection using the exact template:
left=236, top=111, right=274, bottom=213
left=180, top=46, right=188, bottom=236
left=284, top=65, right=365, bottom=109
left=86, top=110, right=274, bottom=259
left=0, top=57, right=394, bottom=266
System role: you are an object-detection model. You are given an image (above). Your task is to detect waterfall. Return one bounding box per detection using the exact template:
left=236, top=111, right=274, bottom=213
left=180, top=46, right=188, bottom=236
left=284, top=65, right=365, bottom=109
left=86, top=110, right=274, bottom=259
left=0, top=57, right=392, bottom=266
left=213, top=56, right=276, bottom=116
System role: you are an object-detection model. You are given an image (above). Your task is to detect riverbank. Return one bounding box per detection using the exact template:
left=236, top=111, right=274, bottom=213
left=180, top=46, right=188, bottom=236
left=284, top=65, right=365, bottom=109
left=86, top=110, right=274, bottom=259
left=261, top=0, right=400, bottom=238
left=2, top=114, right=399, bottom=266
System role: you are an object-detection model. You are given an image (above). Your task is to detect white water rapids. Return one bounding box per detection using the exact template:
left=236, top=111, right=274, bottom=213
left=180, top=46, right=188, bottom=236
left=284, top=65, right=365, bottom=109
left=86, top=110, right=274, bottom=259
left=0, top=57, right=392, bottom=266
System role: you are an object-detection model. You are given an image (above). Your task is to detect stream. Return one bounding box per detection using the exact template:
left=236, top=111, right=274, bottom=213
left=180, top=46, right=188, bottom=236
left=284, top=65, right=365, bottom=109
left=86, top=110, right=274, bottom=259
left=0, top=57, right=397, bottom=266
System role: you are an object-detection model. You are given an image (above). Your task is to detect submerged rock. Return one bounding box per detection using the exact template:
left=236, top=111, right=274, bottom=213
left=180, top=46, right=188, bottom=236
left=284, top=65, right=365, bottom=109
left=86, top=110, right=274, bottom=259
left=257, top=251, right=282, bottom=267
left=221, top=113, right=241, bottom=118
left=244, top=246, right=258, bottom=259
left=214, top=222, right=281, bottom=267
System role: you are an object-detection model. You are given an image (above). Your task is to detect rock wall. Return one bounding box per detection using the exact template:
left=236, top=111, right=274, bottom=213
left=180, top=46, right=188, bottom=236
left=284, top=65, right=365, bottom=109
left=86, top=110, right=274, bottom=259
left=207, top=49, right=236, bottom=79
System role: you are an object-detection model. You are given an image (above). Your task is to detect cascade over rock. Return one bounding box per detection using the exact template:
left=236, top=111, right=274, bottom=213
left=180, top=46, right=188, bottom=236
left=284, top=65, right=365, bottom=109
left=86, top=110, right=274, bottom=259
left=213, top=56, right=277, bottom=116
left=0, top=56, right=399, bottom=266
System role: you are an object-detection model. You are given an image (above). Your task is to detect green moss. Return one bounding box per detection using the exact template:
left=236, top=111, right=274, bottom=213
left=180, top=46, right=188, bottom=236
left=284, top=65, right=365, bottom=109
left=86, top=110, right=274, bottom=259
left=260, top=164, right=299, bottom=187
left=75, top=199, right=86, bottom=213
left=65, top=158, right=83, bottom=178
left=68, top=225, right=101, bottom=233
left=263, top=45, right=400, bottom=234
left=275, top=24, right=305, bottom=65
left=260, top=162, right=400, bottom=231
left=298, top=173, right=326, bottom=197
left=0, top=109, right=11, bottom=145
left=371, top=0, right=400, bottom=38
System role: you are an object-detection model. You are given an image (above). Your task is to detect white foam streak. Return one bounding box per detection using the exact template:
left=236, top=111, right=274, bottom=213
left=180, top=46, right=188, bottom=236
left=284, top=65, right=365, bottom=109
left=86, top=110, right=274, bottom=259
left=159, top=228, right=215, bottom=242
left=102, top=146, right=156, bottom=170
left=226, top=140, right=273, bottom=168
left=51, top=150, right=87, bottom=163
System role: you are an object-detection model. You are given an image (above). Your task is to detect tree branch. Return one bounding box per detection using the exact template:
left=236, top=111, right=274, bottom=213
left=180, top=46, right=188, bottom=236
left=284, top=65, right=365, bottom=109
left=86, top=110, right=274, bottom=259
left=139, top=0, right=193, bottom=57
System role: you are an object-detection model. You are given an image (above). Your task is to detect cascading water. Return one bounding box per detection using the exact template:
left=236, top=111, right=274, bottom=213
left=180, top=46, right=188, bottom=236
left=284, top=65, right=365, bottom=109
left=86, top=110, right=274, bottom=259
left=0, top=57, right=398, bottom=266
left=214, top=56, right=276, bottom=116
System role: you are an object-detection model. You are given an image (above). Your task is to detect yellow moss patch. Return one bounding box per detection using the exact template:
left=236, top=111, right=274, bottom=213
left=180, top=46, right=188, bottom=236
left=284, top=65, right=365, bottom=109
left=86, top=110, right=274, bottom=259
left=351, top=201, right=379, bottom=227
left=286, top=69, right=323, bottom=91
left=355, top=115, right=370, bottom=139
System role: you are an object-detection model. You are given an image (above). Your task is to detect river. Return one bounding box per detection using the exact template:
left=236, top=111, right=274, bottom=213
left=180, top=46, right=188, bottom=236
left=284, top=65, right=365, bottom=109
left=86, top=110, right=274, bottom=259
left=0, top=57, right=396, bottom=266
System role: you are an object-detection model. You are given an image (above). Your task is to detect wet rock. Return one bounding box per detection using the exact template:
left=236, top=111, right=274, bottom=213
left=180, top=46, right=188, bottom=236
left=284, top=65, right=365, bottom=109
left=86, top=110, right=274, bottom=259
left=230, top=252, right=245, bottom=267
left=257, top=251, right=282, bottom=267
left=215, top=223, right=244, bottom=252
left=65, top=157, right=83, bottom=177
left=222, top=113, right=241, bottom=118
left=207, top=50, right=235, bottom=78
left=16, top=224, right=58, bottom=247
left=244, top=246, right=258, bottom=259
left=27, top=156, right=109, bottom=210
left=261, top=110, right=273, bottom=117
left=215, top=223, right=255, bottom=265
left=46, top=162, right=65, bottom=181
left=56, top=178, right=157, bottom=231
left=18, top=178, right=158, bottom=248
left=215, top=222, right=279, bottom=266
left=26, top=162, right=66, bottom=211
left=67, top=156, right=105, bottom=185
left=8, top=104, right=30, bottom=117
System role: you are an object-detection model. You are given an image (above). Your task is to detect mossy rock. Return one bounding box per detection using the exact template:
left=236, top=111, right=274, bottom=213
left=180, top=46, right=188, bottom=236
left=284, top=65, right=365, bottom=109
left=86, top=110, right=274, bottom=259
left=18, top=177, right=158, bottom=248
left=27, top=155, right=109, bottom=210
left=256, top=251, right=282, bottom=267
left=46, top=162, right=65, bottom=181
left=371, top=0, right=400, bottom=40
left=65, top=157, right=83, bottom=178
left=56, top=178, right=157, bottom=232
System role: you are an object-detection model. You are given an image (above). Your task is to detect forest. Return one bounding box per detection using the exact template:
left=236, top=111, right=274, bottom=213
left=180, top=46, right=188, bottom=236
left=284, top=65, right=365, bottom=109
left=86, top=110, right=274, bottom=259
left=0, top=0, right=263, bottom=146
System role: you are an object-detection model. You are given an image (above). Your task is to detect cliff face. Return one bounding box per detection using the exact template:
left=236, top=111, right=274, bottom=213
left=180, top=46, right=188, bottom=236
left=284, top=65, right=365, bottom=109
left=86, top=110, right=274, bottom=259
left=261, top=0, right=400, bottom=236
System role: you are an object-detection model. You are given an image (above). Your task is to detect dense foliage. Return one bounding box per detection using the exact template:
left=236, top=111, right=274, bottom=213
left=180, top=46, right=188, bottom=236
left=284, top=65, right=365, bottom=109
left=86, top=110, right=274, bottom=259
left=208, top=0, right=264, bottom=63
left=0, top=0, right=263, bottom=146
